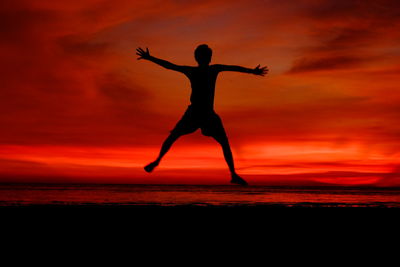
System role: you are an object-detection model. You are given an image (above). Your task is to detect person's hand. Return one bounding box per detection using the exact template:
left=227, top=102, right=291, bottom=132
left=253, top=65, right=268, bottom=76
left=136, top=47, right=151, bottom=60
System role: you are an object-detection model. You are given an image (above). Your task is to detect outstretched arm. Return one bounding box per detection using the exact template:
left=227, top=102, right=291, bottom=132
left=216, top=64, right=268, bottom=76
left=136, top=47, right=186, bottom=73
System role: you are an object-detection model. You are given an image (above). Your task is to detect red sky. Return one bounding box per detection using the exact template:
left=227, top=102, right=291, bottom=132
left=1, top=0, right=400, bottom=186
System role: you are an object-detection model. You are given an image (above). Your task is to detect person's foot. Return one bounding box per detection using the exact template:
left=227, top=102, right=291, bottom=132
left=144, top=161, right=159, bottom=173
left=230, top=173, right=248, bottom=186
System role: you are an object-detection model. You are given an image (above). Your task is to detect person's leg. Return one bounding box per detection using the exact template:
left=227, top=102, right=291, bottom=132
left=204, top=114, right=248, bottom=185
left=145, top=108, right=198, bottom=173
left=144, top=132, right=182, bottom=173
left=212, top=133, right=248, bottom=186
left=214, top=134, right=235, bottom=173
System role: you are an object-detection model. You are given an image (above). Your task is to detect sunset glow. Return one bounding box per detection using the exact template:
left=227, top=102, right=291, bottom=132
left=1, top=0, right=400, bottom=186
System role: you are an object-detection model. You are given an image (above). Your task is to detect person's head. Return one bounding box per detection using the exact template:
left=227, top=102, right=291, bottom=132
left=194, top=44, right=212, bottom=66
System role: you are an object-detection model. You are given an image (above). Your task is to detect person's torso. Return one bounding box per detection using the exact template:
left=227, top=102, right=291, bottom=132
left=185, top=65, right=219, bottom=111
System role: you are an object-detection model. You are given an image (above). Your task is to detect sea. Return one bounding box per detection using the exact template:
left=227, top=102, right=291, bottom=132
left=1, top=183, right=400, bottom=207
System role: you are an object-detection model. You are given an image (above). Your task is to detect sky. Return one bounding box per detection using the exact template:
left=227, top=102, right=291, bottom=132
left=1, top=0, right=400, bottom=186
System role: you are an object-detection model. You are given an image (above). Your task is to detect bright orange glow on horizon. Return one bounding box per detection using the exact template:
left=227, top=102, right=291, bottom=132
left=1, top=0, right=400, bottom=186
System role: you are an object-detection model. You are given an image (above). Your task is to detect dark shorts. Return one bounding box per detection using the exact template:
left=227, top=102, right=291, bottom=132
left=170, top=106, right=227, bottom=138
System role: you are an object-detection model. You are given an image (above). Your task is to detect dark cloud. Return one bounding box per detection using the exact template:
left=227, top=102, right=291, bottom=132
left=287, top=55, right=367, bottom=73
left=307, top=0, right=400, bottom=24
left=0, top=0, right=172, bottom=147
left=308, top=28, right=376, bottom=54
left=285, top=0, right=400, bottom=74
left=58, top=34, right=112, bottom=57
left=0, top=5, right=57, bottom=44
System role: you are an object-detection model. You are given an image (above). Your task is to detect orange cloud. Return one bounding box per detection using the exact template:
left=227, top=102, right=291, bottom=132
left=1, top=0, right=400, bottom=185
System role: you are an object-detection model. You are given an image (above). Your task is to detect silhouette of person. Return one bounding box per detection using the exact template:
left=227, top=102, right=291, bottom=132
left=136, top=44, right=268, bottom=185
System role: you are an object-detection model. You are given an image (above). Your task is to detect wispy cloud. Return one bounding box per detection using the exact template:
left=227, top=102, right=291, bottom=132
left=1, top=0, right=400, bottom=185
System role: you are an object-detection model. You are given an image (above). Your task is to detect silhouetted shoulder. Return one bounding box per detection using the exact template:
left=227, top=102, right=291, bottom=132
left=172, top=65, right=193, bottom=74
left=211, top=64, right=225, bottom=72
left=179, top=65, right=195, bottom=76
left=210, top=64, right=237, bottom=73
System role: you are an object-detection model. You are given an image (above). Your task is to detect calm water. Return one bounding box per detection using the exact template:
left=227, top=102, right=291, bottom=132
left=1, top=184, right=400, bottom=207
